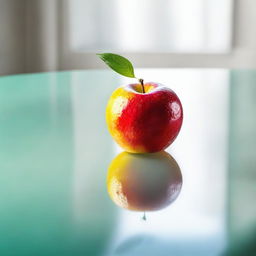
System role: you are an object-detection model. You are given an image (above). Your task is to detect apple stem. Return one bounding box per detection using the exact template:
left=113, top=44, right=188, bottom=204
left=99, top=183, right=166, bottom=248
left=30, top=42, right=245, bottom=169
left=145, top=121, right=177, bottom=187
left=139, top=78, right=145, bottom=93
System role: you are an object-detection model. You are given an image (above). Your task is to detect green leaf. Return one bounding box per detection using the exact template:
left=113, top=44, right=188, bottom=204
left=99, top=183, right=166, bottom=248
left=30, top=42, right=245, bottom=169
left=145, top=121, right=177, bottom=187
left=97, top=53, right=135, bottom=78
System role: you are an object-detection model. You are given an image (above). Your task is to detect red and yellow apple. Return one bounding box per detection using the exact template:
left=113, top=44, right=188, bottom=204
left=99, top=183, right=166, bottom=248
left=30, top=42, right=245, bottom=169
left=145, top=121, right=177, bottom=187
left=107, top=151, right=182, bottom=211
left=106, top=82, right=183, bottom=153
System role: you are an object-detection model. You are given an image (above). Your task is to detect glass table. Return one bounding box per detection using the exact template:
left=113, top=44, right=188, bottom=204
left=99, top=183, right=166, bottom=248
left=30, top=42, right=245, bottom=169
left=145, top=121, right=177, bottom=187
left=0, top=69, right=255, bottom=256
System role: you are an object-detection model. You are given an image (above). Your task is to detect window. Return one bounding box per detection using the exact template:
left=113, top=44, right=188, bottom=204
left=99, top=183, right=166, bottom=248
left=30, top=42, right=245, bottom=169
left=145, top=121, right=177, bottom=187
left=69, top=0, right=233, bottom=53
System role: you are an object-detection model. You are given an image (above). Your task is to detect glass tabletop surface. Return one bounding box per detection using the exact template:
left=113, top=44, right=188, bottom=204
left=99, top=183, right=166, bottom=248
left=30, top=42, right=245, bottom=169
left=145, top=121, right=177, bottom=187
left=0, top=69, right=255, bottom=256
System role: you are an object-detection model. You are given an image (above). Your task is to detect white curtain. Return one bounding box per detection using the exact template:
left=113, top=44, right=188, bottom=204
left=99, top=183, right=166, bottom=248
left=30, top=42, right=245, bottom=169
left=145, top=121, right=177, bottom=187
left=0, top=0, right=59, bottom=76
left=25, top=0, right=59, bottom=73
left=0, top=0, right=26, bottom=76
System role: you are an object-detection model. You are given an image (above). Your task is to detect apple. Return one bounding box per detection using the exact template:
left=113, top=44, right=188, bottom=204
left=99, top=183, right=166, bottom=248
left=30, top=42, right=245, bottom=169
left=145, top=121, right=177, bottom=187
left=107, top=151, right=182, bottom=211
left=97, top=53, right=183, bottom=153
left=106, top=82, right=183, bottom=153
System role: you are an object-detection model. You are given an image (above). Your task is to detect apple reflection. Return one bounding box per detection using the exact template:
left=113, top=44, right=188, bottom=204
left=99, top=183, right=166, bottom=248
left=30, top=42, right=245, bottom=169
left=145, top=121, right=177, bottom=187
left=107, top=151, right=182, bottom=212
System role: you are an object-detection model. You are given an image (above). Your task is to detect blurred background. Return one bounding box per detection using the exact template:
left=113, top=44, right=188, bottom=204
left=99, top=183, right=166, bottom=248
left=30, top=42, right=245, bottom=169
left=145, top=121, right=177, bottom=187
left=1, top=1, right=256, bottom=255
left=1, top=0, right=256, bottom=76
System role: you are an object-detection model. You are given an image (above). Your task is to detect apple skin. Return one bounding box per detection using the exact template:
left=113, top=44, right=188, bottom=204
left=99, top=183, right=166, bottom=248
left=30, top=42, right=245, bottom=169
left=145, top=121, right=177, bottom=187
left=106, top=82, right=183, bottom=153
left=107, top=151, right=182, bottom=211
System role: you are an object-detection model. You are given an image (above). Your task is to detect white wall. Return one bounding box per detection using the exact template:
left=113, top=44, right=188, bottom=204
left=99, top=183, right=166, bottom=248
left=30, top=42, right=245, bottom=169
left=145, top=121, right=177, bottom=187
left=0, top=0, right=26, bottom=76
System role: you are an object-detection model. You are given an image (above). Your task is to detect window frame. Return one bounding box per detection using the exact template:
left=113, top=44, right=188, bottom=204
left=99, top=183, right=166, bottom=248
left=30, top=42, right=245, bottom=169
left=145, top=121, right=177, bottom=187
left=57, top=0, right=256, bottom=69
